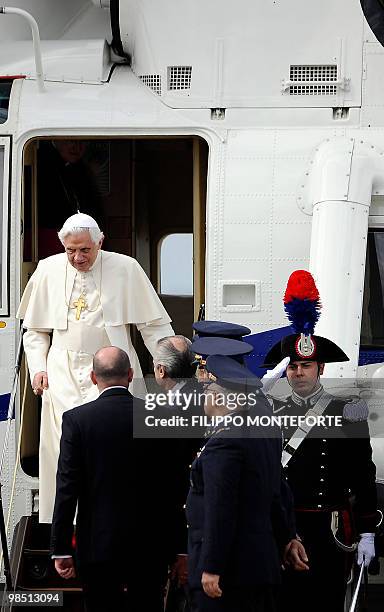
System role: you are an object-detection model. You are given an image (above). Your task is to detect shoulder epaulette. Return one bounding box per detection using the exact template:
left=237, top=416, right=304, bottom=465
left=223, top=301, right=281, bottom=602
left=342, top=398, right=369, bottom=422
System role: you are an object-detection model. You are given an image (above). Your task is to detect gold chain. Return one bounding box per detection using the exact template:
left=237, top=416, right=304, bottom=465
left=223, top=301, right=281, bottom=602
left=64, top=252, right=103, bottom=313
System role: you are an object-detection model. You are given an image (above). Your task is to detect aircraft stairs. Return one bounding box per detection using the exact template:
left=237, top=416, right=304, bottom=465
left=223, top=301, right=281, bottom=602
left=1, top=514, right=84, bottom=611
left=0, top=331, right=85, bottom=610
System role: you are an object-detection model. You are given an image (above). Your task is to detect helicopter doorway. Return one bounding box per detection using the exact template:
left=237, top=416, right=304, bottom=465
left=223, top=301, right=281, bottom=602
left=20, top=135, right=208, bottom=477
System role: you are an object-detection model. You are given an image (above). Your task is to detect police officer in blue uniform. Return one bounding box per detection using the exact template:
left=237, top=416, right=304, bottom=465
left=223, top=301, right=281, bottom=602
left=166, top=324, right=256, bottom=611
left=186, top=354, right=296, bottom=612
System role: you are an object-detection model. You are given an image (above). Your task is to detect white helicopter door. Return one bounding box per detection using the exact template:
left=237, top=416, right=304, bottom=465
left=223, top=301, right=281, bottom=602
left=0, top=136, right=10, bottom=316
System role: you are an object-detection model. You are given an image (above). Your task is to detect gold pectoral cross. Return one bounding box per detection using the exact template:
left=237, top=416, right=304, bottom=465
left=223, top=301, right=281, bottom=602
left=73, top=294, right=87, bottom=320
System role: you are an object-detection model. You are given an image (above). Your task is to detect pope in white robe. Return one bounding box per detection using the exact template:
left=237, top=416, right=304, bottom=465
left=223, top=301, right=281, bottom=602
left=17, top=213, right=174, bottom=523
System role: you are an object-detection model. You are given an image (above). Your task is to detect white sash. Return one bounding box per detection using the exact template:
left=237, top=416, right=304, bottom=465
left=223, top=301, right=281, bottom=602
left=281, top=392, right=333, bottom=468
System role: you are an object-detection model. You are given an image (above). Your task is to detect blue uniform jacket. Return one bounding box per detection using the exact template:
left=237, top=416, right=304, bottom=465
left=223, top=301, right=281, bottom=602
left=186, top=406, right=292, bottom=590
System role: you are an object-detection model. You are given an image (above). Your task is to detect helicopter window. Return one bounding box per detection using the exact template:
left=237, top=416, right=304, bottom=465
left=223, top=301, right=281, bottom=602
left=0, top=81, right=12, bottom=124
left=361, top=230, right=384, bottom=348
left=159, top=233, right=193, bottom=296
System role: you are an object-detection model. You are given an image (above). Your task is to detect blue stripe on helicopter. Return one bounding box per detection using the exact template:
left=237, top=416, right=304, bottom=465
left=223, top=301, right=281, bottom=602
left=0, top=393, right=11, bottom=421
left=244, top=326, right=292, bottom=378
left=244, top=327, right=384, bottom=376
left=359, top=349, right=384, bottom=366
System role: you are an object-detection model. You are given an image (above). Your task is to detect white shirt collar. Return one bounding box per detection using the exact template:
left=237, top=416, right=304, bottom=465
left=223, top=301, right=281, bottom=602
left=98, top=385, right=128, bottom=396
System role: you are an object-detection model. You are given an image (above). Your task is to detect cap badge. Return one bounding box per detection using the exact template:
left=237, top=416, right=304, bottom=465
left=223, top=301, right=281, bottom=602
left=295, top=333, right=316, bottom=358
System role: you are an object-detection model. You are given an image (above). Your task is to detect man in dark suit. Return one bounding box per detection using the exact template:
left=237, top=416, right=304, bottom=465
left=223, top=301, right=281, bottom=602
left=152, top=335, right=203, bottom=595
left=186, top=354, right=296, bottom=612
left=51, top=346, right=131, bottom=611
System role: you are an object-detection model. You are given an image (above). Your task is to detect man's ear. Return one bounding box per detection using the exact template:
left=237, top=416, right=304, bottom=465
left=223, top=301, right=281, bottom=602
left=319, top=363, right=325, bottom=375
left=90, top=370, right=97, bottom=386
left=99, top=236, right=104, bottom=248
left=127, top=368, right=134, bottom=384
left=155, top=364, right=166, bottom=379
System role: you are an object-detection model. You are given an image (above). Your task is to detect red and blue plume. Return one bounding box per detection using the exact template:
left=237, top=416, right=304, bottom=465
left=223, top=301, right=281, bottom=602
left=283, top=270, right=321, bottom=335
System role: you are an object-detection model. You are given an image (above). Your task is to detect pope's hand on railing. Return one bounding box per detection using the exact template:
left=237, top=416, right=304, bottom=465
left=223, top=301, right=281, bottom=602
left=32, top=371, right=48, bottom=395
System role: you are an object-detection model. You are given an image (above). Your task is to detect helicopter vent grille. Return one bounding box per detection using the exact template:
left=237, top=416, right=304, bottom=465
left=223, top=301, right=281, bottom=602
left=139, top=74, right=162, bottom=96
left=289, top=65, right=337, bottom=95
left=168, top=66, right=192, bottom=90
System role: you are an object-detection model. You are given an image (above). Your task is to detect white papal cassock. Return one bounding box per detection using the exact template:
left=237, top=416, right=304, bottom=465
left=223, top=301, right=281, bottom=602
left=17, top=250, right=174, bottom=522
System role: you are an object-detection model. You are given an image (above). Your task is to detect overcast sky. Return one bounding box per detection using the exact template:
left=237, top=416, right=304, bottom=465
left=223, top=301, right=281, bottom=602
left=160, top=233, right=193, bottom=296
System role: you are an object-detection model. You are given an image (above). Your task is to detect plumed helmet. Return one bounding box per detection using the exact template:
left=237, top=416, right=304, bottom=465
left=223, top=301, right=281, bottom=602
left=262, top=270, right=349, bottom=366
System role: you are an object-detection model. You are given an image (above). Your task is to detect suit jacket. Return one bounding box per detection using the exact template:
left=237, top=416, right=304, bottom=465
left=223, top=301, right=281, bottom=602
left=167, top=378, right=205, bottom=556
left=135, top=377, right=205, bottom=558
left=186, top=397, right=293, bottom=590
left=51, top=387, right=132, bottom=566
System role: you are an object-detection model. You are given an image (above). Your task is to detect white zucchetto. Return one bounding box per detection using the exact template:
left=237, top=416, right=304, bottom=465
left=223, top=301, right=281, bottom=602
left=60, top=213, right=100, bottom=233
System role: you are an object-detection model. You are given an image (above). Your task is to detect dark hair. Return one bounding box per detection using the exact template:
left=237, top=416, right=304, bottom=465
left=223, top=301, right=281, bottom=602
left=93, top=347, right=131, bottom=382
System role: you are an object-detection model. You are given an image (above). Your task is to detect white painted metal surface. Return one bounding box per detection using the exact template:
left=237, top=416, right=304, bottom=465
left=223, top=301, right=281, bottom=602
left=0, top=39, right=112, bottom=84
left=0, top=0, right=89, bottom=41
left=308, top=138, right=384, bottom=376
left=91, top=0, right=110, bottom=7
left=0, top=138, right=10, bottom=315
left=1, top=6, right=45, bottom=92
left=120, top=0, right=364, bottom=109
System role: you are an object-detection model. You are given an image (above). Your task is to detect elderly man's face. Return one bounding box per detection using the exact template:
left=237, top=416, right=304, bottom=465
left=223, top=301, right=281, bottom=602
left=63, top=231, right=101, bottom=272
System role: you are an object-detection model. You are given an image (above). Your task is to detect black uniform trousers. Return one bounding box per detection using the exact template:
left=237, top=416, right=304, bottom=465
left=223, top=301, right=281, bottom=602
left=79, top=562, right=128, bottom=612
left=190, top=585, right=278, bottom=612
left=281, top=511, right=351, bottom=612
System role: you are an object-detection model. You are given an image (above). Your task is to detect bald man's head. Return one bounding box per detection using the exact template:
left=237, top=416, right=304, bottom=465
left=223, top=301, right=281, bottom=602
left=91, top=347, right=132, bottom=390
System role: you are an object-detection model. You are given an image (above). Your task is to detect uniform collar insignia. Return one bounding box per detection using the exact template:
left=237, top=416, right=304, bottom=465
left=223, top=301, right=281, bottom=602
left=292, top=384, right=324, bottom=408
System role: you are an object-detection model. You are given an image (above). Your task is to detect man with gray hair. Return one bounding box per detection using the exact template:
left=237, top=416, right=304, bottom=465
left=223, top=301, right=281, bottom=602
left=17, top=212, right=174, bottom=523
left=154, top=335, right=197, bottom=392
left=153, top=335, right=202, bottom=599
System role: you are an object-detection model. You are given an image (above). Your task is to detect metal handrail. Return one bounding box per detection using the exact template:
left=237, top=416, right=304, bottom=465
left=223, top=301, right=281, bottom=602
left=0, top=6, right=45, bottom=93
left=0, top=324, right=25, bottom=591
left=0, top=326, right=24, bottom=478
